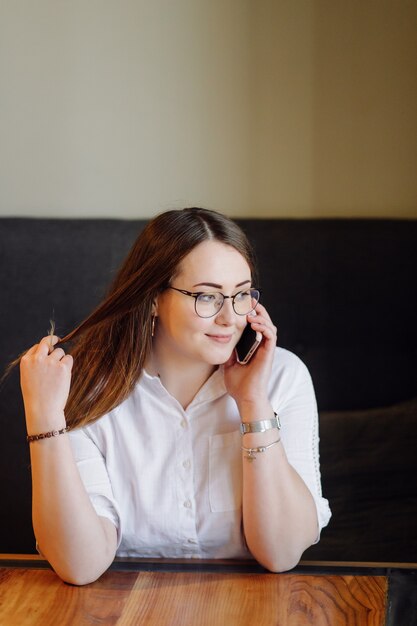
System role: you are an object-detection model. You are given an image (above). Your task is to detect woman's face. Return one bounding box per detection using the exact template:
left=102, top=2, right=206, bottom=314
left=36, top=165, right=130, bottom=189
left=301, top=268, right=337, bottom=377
left=154, top=240, right=252, bottom=368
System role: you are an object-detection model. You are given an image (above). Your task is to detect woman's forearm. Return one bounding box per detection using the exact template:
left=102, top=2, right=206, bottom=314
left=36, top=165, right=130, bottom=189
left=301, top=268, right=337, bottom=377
left=21, top=337, right=117, bottom=584
left=240, top=402, right=318, bottom=572
left=29, top=431, right=117, bottom=585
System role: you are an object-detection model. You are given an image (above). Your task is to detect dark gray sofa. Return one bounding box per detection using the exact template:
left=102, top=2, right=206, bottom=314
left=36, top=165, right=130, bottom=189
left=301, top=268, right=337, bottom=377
left=1, top=217, right=416, bottom=563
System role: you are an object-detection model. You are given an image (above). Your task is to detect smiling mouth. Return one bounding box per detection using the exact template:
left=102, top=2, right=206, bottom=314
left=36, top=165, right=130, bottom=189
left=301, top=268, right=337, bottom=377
left=206, top=334, right=233, bottom=343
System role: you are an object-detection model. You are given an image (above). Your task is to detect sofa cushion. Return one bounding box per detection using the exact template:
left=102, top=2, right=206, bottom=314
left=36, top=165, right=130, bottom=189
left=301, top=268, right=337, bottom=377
left=304, top=396, right=417, bottom=562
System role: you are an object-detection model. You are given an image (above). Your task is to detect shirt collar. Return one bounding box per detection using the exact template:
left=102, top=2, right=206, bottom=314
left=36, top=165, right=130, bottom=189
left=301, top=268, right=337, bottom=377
left=140, top=366, right=227, bottom=407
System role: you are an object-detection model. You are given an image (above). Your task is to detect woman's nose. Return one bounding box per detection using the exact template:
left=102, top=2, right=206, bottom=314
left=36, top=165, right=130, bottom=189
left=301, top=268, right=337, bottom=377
left=215, top=298, right=236, bottom=324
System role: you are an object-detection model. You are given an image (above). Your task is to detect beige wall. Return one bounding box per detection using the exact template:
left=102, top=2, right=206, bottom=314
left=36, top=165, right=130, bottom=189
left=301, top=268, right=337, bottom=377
left=0, top=1, right=416, bottom=219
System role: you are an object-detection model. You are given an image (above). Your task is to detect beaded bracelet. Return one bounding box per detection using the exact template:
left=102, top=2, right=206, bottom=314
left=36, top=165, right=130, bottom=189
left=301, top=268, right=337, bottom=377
left=241, top=437, right=281, bottom=461
left=27, top=427, right=69, bottom=443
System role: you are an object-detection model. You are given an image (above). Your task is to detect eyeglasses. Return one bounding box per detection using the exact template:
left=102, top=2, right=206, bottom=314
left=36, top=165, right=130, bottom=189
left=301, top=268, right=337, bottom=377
left=168, top=287, right=261, bottom=318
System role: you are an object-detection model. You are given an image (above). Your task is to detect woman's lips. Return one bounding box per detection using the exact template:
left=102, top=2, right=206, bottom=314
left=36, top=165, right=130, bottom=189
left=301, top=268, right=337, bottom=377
left=206, top=334, right=233, bottom=344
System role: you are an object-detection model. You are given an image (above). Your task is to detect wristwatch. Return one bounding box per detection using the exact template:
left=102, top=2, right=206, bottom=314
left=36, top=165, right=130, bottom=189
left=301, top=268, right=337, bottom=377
left=240, top=412, right=281, bottom=435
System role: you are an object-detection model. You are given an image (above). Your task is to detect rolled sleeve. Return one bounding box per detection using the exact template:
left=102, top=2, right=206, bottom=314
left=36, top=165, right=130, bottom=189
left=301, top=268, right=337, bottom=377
left=271, top=349, right=332, bottom=538
left=69, top=427, right=122, bottom=549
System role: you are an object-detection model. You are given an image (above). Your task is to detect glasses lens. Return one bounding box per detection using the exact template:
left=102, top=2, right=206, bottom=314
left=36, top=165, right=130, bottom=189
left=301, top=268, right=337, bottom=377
left=195, top=293, right=224, bottom=318
left=233, top=289, right=260, bottom=315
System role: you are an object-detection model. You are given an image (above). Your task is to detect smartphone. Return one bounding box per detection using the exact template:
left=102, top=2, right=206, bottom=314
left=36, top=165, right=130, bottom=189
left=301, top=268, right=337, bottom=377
left=235, top=324, right=262, bottom=365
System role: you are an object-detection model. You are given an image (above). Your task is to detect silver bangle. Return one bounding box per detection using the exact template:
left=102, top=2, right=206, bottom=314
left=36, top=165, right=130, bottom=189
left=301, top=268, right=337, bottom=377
left=241, top=437, right=281, bottom=461
left=240, top=412, right=281, bottom=435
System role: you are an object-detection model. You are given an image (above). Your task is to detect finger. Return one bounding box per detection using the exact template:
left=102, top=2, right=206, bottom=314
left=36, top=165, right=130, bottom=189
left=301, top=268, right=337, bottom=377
left=248, top=312, right=274, bottom=331
left=23, top=343, right=40, bottom=357
left=249, top=319, right=277, bottom=342
left=251, top=302, right=273, bottom=322
left=61, top=354, right=73, bottom=370
left=38, top=335, right=60, bottom=354
left=49, top=348, right=66, bottom=361
left=40, top=334, right=60, bottom=347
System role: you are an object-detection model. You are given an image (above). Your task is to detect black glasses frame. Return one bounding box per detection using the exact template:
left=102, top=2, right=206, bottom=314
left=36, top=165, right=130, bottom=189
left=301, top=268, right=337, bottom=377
left=168, top=287, right=261, bottom=318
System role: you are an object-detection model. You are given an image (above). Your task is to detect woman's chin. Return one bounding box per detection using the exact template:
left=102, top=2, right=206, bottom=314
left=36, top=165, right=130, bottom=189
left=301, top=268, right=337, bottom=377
left=207, top=348, right=235, bottom=366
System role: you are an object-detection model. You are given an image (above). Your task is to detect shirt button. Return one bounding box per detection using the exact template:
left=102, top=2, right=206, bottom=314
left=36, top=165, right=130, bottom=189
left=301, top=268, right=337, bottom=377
left=183, top=499, right=192, bottom=509
left=180, top=419, right=187, bottom=429
left=182, top=459, right=191, bottom=470
left=188, top=538, right=197, bottom=544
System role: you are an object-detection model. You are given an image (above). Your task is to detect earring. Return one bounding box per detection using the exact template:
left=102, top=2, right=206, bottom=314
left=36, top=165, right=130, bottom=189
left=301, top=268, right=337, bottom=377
left=151, top=315, right=156, bottom=337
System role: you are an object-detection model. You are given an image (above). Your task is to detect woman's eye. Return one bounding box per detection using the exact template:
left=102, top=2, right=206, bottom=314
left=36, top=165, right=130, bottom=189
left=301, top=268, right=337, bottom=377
left=235, top=290, right=251, bottom=302
left=199, top=293, right=217, bottom=303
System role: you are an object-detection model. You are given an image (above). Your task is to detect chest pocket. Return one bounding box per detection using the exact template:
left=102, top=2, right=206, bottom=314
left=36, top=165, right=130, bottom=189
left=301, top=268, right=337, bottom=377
left=209, top=430, right=242, bottom=512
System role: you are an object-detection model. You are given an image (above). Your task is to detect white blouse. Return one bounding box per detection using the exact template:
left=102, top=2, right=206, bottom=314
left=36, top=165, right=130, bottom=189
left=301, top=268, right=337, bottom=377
left=69, top=347, right=331, bottom=559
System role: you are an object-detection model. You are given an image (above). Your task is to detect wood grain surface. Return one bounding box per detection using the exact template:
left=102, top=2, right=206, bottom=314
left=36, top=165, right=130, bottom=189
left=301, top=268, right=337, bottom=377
left=0, top=567, right=387, bottom=626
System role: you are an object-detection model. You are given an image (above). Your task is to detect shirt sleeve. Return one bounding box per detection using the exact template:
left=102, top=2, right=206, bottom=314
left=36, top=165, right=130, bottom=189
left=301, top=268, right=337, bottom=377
left=270, top=349, right=332, bottom=539
left=69, top=427, right=123, bottom=549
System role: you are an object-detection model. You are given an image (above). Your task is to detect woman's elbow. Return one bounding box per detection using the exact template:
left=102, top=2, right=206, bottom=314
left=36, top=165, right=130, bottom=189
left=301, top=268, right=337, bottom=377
left=40, top=545, right=114, bottom=586
left=54, top=563, right=109, bottom=586
left=256, top=535, right=317, bottom=573
left=258, top=552, right=301, bottom=574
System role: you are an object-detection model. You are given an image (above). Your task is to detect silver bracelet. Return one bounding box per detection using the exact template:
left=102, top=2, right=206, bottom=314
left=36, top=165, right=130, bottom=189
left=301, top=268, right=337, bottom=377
left=240, top=412, right=281, bottom=435
left=27, top=427, right=69, bottom=443
left=241, top=437, right=281, bottom=461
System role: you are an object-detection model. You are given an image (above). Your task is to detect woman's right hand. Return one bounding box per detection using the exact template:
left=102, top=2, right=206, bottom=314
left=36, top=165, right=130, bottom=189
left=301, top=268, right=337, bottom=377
left=20, top=335, right=73, bottom=432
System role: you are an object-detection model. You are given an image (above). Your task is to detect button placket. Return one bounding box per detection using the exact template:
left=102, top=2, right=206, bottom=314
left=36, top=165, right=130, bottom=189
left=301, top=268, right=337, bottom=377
left=175, top=411, right=198, bottom=552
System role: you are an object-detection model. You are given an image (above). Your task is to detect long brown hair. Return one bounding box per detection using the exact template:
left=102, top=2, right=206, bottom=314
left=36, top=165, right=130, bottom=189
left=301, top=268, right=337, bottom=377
left=55, top=208, right=258, bottom=429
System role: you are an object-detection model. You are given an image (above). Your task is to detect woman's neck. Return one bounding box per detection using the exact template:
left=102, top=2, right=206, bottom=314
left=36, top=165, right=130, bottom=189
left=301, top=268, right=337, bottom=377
left=146, top=349, right=216, bottom=410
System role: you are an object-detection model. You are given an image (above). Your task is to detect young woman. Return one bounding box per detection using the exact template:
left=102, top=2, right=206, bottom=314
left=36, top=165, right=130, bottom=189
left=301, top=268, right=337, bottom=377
left=20, top=207, right=331, bottom=584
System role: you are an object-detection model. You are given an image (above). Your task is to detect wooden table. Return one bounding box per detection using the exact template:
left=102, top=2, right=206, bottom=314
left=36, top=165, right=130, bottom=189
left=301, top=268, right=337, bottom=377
left=0, top=556, right=416, bottom=625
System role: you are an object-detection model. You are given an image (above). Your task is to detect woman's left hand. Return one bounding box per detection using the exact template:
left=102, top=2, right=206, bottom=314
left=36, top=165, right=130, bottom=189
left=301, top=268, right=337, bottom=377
left=223, top=303, right=277, bottom=408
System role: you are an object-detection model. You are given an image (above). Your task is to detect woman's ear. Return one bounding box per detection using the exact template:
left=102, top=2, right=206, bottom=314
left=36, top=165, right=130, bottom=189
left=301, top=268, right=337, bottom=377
left=151, top=298, right=159, bottom=339
left=152, top=296, right=159, bottom=316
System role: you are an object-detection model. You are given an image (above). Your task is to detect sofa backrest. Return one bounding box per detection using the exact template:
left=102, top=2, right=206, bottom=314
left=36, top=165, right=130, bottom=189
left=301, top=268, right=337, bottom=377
left=1, top=217, right=416, bottom=557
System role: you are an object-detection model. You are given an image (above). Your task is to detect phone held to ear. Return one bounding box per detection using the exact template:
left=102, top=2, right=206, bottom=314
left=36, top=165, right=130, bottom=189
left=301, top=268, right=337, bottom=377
left=235, top=323, right=262, bottom=365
